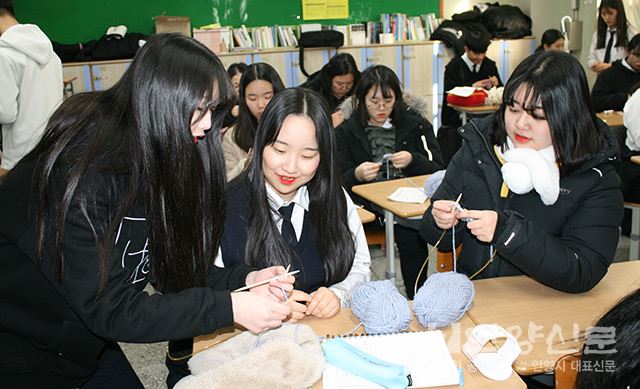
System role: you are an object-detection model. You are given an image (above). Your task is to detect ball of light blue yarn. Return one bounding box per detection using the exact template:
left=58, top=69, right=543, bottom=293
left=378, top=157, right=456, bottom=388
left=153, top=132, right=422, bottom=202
left=350, top=280, right=411, bottom=334
left=413, top=272, right=474, bottom=328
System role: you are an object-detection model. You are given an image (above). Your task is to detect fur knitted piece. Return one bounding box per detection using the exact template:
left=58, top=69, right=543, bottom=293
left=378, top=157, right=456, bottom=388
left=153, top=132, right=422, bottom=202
left=175, top=324, right=324, bottom=389
left=497, top=138, right=559, bottom=205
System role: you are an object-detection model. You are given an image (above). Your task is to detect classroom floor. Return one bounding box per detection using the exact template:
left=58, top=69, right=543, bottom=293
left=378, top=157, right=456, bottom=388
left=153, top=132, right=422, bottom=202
left=121, top=235, right=633, bottom=388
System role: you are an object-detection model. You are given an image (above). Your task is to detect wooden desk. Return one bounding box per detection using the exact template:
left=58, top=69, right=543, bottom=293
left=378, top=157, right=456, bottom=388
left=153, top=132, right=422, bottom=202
left=631, top=155, right=640, bottom=165
left=195, top=310, right=525, bottom=388
left=352, top=175, right=430, bottom=281
left=467, top=261, right=640, bottom=375
left=449, top=104, right=500, bottom=125
left=596, top=111, right=624, bottom=127
left=63, top=76, right=77, bottom=97
left=356, top=207, right=376, bottom=224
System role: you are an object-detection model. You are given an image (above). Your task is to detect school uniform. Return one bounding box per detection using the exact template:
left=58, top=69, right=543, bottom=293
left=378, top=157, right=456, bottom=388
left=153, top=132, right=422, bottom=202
left=587, top=24, right=639, bottom=69
left=441, top=53, right=502, bottom=129
left=419, top=115, right=623, bottom=293
left=217, top=175, right=371, bottom=306
left=591, top=58, right=640, bottom=112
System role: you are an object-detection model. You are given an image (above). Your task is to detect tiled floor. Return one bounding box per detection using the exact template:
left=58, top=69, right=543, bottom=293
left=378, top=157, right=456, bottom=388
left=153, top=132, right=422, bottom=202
left=121, top=235, right=633, bottom=388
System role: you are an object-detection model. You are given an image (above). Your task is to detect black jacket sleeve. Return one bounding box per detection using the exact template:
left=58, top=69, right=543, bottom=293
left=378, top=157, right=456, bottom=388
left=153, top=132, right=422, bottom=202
left=591, top=71, right=627, bottom=112
left=400, top=114, right=446, bottom=176
left=335, top=120, right=363, bottom=191
left=492, top=166, right=623, bottom=293
left=56, top=198, right=246, bottom=343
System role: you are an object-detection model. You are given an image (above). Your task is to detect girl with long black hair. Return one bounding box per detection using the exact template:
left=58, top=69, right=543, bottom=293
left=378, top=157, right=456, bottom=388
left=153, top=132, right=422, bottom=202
left=218, top=87, right=371, bottom=320
left=0, top=33, right=292, bottom=387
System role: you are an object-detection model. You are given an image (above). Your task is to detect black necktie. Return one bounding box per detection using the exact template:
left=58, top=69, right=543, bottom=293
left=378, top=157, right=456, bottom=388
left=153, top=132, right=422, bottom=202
left=472, top=64, right=478, bottom=73
left=278, top=204, right=297, bottom=247
left=604, top=30, right=614, bottom=63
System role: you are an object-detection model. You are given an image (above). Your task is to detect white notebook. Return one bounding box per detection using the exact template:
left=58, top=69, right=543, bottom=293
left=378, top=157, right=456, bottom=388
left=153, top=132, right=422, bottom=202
left=323, top=330, right=460, bottom=388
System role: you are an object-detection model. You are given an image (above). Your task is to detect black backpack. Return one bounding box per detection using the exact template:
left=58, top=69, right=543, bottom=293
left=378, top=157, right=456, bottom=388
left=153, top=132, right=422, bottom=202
left=297, top=30, right=344, bottom=78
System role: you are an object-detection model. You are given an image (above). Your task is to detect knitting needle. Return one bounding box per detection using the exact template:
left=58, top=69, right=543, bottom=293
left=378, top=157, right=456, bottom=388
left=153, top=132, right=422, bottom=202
left=278, top=265, right=291, bottom=302
left=232, top=269, right=299, bottom=293
left=451, top=193, right=463, bottom=213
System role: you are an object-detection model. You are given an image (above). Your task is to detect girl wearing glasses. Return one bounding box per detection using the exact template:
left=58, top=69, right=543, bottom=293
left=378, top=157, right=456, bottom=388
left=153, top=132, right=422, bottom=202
left=335, top=65, right=444, bottom=298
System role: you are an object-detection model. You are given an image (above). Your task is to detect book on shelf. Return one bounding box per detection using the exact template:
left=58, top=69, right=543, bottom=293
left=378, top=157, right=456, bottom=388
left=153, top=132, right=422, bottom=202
left=348, top=23, right=366, bottom=46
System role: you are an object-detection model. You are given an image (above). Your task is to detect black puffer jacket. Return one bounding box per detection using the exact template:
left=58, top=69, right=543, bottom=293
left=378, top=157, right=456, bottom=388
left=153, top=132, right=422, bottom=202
left=335, top=100, right=445, bottom=191
left=420, top=115, right=623, bottom=293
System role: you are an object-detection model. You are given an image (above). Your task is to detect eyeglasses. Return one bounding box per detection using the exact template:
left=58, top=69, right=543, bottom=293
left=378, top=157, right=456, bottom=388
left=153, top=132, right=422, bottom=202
left=366, top=98, right=395, bottom=108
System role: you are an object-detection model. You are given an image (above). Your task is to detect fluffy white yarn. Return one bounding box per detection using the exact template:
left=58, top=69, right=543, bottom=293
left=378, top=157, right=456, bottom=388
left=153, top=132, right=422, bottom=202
left=498, top=138, right=559, bottom=205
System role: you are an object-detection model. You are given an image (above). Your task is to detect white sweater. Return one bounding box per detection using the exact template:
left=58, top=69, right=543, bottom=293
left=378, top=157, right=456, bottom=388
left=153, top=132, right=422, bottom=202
left=0, top=24, right=63, bottom=170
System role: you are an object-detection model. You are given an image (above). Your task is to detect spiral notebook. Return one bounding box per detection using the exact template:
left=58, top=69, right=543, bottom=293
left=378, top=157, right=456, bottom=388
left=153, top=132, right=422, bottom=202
left=323, top=330, right=459, bottom=388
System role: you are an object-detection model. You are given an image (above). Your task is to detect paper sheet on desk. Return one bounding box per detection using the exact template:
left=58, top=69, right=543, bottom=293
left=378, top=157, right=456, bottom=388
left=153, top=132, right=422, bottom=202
left=446, top=86, right=477, bottom=97
left=388, top=187, right=427, bottom=204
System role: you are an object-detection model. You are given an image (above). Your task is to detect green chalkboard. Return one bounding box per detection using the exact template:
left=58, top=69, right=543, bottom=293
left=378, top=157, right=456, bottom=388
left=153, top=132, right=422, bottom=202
left=15, top=0, right=439, bottom=43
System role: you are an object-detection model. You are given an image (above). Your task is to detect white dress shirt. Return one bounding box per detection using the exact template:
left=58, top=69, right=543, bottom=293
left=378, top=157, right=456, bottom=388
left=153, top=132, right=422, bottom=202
left=588, top=24, right=639, bottom=68
left=215, top=184, right=371, bottom=307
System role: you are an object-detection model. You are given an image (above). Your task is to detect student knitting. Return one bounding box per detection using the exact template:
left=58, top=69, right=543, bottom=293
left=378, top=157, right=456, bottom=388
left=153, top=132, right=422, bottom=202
left=441, top=27, right=503, bottom=130
left=218, top=87, right=371, bottom=320
left=587, top=0, right=638, bottom=74
left=420, top=51, right=623, bottom=293
left=534, top=28, right=565, bottom=52
left=222, top=62, right=285, bottom=180
left=591, top=33, right=640, bottom=112
left=300, top=52, right=360, bottom=126
left=335, top=65, right=444, bottom=299
left=0, top=34, right=293, bottom=388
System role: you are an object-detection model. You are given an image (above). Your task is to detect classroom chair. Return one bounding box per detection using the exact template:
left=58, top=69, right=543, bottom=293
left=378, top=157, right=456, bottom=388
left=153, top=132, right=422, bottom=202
left=553, top=352, right=581, bottom=389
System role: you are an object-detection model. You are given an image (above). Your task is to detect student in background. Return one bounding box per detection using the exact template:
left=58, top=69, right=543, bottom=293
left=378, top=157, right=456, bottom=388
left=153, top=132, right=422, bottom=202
left=221, top=62, right=248, bottom=130
left=335, top=65, right=444, bottom=299
left=219, top=87, right=370, bottom=318
left=0, top=34, right=293, bottom=387
left=441, top=28, right=503, bottom=130
left=591, top=33, right=640, bottom=112
left=578, top=288, right=640, bottom=388
left=0, top=0, right=62, bottom=176
left=587, top=0, right=638, bottom=74
left=421, top=51, right=623, bottom=294
left=534, top=28, right=565, bottom=52
left=620, top=82, right=640, bottom=203
left=300, top=53, right=360, bottom=126
left=222, top=62, right=284, bottom=180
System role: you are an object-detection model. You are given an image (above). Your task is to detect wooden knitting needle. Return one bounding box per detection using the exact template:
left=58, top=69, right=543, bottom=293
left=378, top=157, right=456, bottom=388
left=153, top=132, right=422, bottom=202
left=232, top=268, right=299, bottom=293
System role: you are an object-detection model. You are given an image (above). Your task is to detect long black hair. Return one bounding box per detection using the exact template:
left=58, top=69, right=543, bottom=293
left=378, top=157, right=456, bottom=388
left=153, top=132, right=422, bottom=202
left=535, top=29, right=564, bottom=52
left=596, top=0, right=630, bottom=50
left=352, top=65, right=405, bottom=127
left=32, top=33, right=235, bottom=294
left=233, top=62, right=285, bottom=152
left=578, top=288, right=640, bottom=388
left=242, top=87, right=356, bottom=285
left=492, top=50, right=602, bottom=177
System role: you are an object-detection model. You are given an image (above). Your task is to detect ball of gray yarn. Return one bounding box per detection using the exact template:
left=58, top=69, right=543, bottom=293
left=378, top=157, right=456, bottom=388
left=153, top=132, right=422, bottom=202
left=413, top=272, right=474, bottom=328
left=350, top=280, right=411, bottom=334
